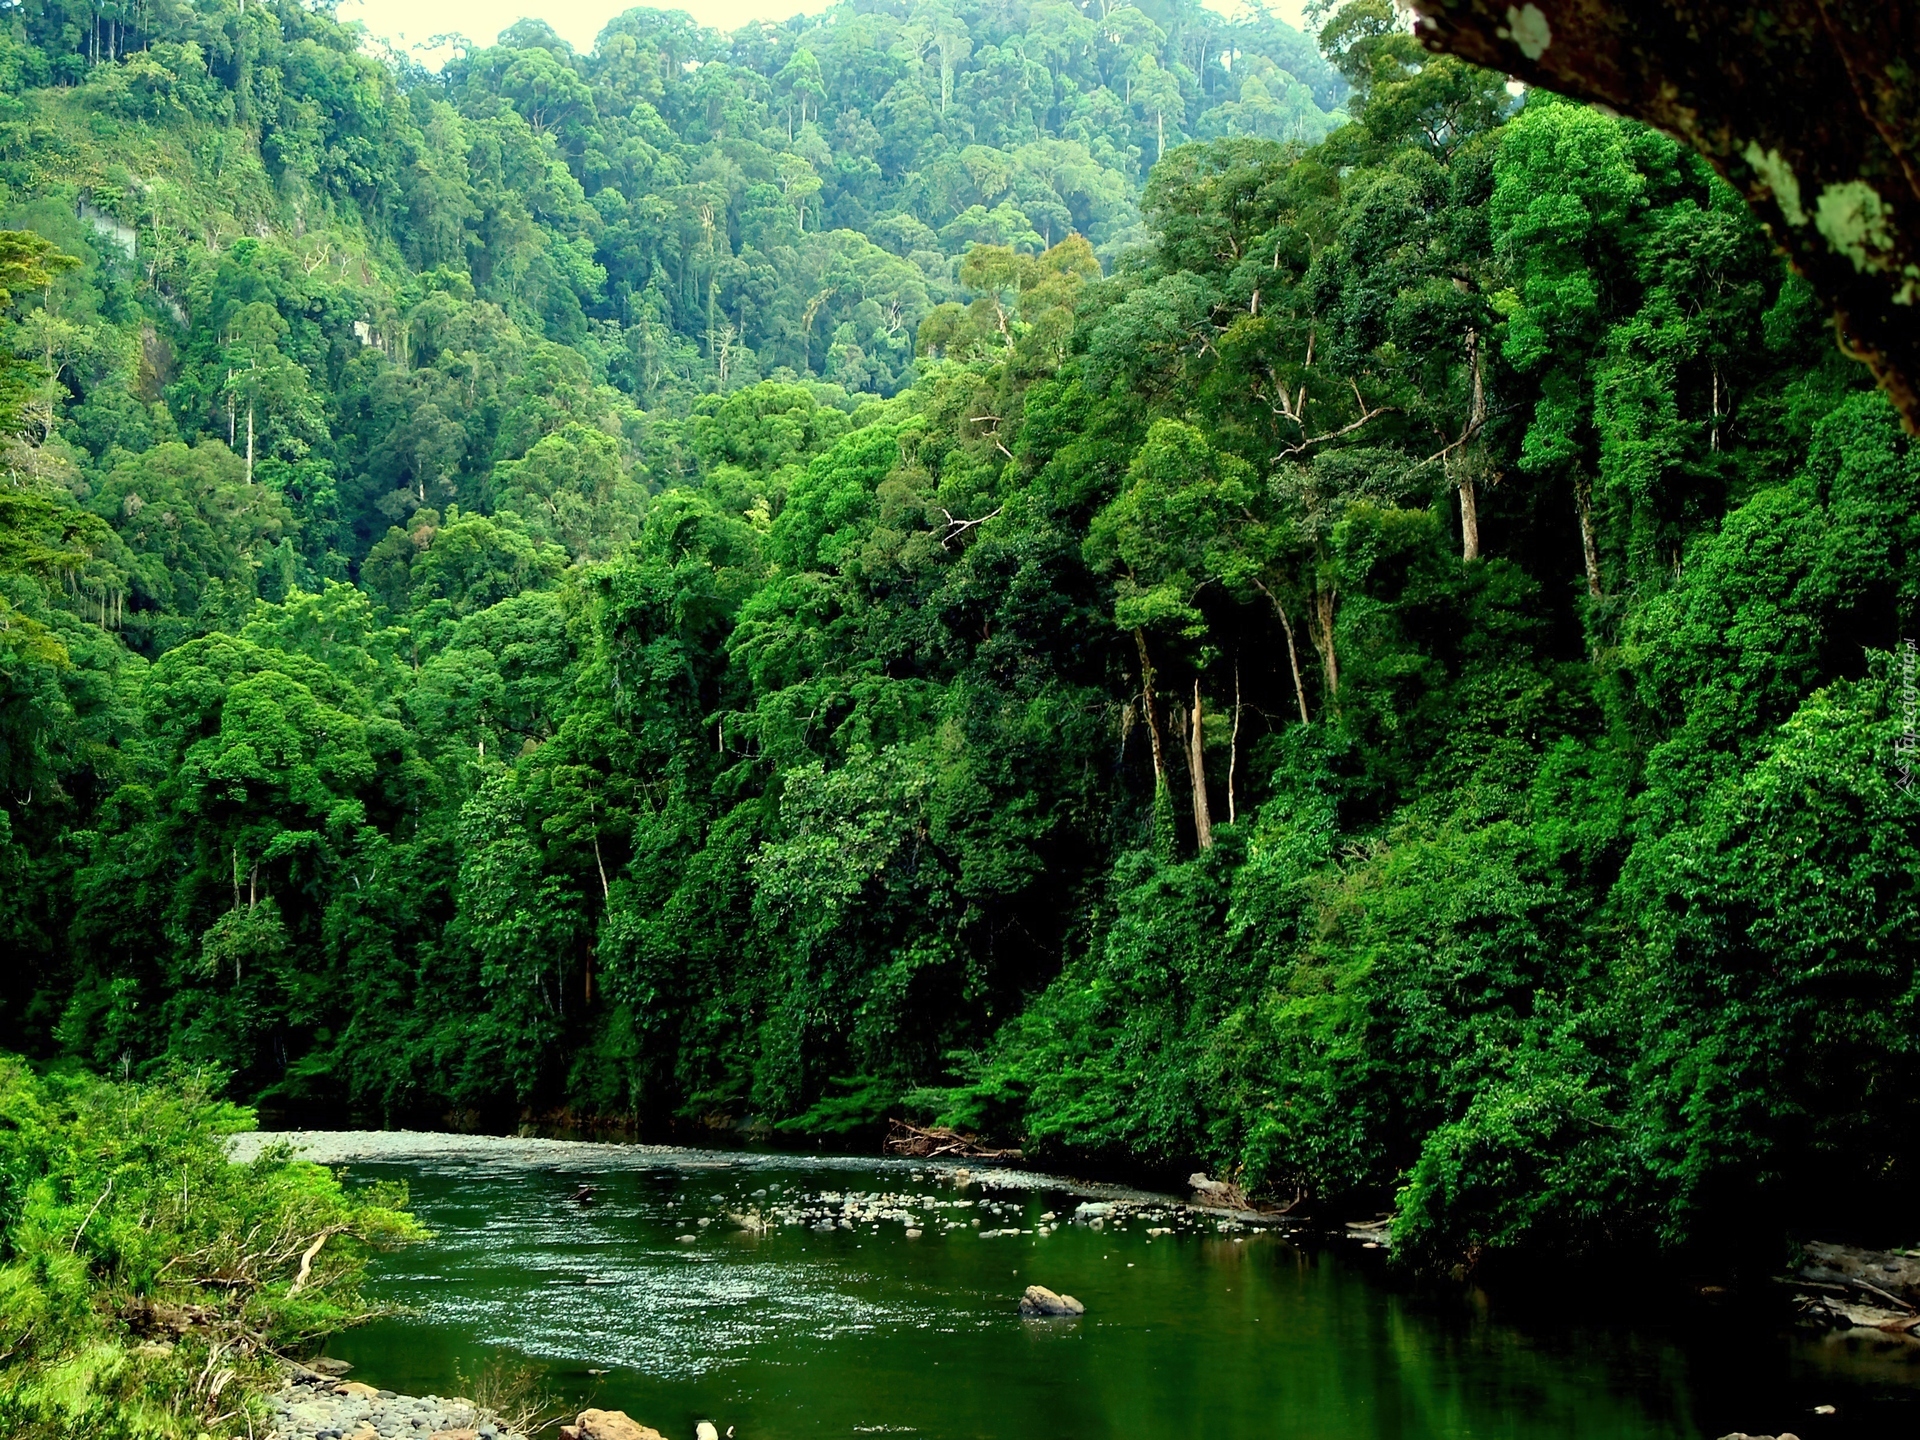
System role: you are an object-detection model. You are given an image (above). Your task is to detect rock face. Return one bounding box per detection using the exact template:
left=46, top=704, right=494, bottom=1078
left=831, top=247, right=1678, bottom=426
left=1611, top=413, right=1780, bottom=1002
left=561, top=1410, right=668, bottom=1440
left=1019, top=1284, right=1086, bottom=1317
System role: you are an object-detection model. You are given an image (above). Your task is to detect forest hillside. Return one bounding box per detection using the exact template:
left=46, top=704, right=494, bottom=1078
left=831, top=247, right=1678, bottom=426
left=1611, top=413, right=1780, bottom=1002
left=1, top=0, right=1915, bottom=1274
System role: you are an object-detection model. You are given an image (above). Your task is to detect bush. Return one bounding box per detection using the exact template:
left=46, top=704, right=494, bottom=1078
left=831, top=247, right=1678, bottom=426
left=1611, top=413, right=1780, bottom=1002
left=0, top=1056, right=423, bottom=1437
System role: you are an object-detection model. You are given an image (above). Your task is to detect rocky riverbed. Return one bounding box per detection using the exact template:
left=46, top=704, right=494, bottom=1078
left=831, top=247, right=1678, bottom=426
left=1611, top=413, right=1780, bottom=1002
left=228, top=1130, right=1290, bottom=1234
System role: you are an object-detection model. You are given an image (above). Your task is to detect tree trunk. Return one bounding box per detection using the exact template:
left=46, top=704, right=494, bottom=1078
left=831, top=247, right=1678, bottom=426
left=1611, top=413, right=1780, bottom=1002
left=1711, top=361, right=1724, bottom=452
left=1310, top=584, right=1339, bottom=708
left=1459, top=327, right=1486, bottom=561
left=1574, top=471, right=1603, bottom=599
left=1255, top=580, right=1312, bottom=725
left=1227, top=659, right=1241, bottom=825
left=1405, top=0, right=1920, bottom=434
left=245, top=402, right=254, bottom=485
left=1188, top=679, right=1214, bottom=851
left=1133, top=628, right=1169, bottom=800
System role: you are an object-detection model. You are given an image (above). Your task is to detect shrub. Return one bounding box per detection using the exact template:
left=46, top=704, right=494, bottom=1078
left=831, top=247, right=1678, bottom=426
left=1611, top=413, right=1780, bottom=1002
left=0, top=1056, right=423, bottom=1437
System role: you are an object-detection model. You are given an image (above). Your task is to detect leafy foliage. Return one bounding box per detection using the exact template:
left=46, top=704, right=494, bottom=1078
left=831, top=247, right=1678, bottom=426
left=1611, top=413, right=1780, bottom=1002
left=0, top=1057, right=422, bottom=1435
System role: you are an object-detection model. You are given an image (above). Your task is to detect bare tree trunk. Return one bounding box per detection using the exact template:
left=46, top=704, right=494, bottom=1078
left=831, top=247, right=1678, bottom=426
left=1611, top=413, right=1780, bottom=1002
left=1311, top=584, right=1340, bottom=708
left=1255, top=581, right=1311, bottom=725
left=1574, top=472, right=1603, bottom=599
left=1227, top=659, right=1241, bottom=825
left=1711, top=362, right=1723, bottom=452
left=1459, top=474, right=1481, bottom=563
left=587, top=791, right=611, bottom=904
left=1459, top=328, right=1486, bottom=561
left=1133, top=628, right=1169, bottom=800
left=245, top=403, right=254, bottom=485
left=1188, top=679, right=1214, bottom=851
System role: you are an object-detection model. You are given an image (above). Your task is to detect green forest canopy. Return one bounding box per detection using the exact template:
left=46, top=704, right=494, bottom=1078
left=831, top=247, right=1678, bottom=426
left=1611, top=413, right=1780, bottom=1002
left=0, top=0, right=1915, bottom=1274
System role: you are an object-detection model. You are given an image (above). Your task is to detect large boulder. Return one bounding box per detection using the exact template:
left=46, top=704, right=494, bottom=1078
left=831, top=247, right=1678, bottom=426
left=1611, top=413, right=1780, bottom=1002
left=1019, top=1284, right=1086, bottom=1317
left=561, top=1411, right=667, bottom=1440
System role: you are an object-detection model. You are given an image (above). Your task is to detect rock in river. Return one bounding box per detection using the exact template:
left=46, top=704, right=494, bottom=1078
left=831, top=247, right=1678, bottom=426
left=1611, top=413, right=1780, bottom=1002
left=1019, top=1284, right=1086, bottom=1317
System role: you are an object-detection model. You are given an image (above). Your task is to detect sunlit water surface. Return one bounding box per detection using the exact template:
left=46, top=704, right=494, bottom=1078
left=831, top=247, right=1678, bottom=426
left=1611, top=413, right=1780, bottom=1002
left=324, top=1150, right=1920, bottom=1440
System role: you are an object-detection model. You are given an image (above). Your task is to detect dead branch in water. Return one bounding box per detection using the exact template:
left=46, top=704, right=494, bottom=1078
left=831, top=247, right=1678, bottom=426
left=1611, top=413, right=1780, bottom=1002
left=884, top=1119, right=1023, bottom=1161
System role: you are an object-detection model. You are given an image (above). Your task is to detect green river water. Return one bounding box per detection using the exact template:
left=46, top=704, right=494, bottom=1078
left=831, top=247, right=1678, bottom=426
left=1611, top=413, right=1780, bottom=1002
left=320, top=1146, right=1920, bottom=1440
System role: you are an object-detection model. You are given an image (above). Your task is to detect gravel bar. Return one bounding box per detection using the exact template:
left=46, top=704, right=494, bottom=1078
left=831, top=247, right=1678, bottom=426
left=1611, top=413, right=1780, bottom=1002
left=269, top=1373, right=524, bottom=1440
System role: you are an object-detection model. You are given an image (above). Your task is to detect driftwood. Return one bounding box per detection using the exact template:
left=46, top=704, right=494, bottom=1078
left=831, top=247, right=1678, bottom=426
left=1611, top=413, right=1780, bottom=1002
left=884, top=1119, right=1023, bottom=1161
left=1788, top=1240, right=1920, bottom=1334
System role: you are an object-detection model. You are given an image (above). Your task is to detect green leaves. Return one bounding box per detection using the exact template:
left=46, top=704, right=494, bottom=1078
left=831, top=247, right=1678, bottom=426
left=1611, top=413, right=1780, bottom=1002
left=1619, top=676, right=1920, bottom=1248
left=769, top=422, right=903, bottom=572
left=0, top=1057, right=422, bottom=1431
left=1086, top=418, right=1256, bottom=645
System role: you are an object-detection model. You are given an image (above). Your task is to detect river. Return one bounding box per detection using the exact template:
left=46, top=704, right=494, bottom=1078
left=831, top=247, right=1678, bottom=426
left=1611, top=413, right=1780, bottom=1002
left=244, top=1133, right=1920, bottom=1439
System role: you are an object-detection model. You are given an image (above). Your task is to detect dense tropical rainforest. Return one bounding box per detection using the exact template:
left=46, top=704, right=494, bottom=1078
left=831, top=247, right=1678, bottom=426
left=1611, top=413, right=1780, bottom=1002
left=0, top=0, right=1915, bottom=1276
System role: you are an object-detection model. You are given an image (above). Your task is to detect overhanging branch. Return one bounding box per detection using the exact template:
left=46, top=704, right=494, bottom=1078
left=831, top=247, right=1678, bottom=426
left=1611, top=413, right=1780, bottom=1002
left=1405, top=0, right=1920, bottom=432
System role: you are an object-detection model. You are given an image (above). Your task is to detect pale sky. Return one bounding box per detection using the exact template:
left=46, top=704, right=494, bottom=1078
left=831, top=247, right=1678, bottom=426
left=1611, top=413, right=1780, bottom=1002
left=339, top=0, right=1314, bottom=59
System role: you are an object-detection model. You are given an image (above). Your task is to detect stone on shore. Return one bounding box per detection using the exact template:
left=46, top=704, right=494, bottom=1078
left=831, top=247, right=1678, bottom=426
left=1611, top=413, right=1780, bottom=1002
left=561, top=1409, right=667, bottom=1440
left=1019, top=1284, right=1085, bottom=1317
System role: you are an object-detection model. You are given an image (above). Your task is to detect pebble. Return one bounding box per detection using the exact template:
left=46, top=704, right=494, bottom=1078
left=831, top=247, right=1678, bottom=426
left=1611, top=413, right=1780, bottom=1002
left=267, top=1375, right=524, bottom=1440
